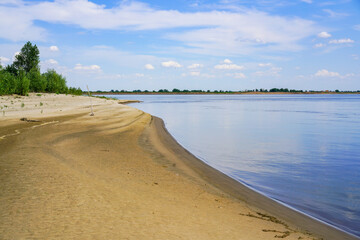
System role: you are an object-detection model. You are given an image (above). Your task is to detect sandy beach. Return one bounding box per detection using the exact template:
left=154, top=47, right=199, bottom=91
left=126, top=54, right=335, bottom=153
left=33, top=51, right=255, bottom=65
left=0, top=94, right=356, bottom=239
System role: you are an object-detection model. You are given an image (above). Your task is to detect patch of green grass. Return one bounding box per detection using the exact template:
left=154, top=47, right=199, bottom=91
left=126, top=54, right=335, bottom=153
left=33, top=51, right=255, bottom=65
left=21, top=103, right=25, bottom=108
left=95, top=95, right=117, bottom=100
left=40, top=102, right=43, bottom=106
left=36, top=93, right=42, bottom=97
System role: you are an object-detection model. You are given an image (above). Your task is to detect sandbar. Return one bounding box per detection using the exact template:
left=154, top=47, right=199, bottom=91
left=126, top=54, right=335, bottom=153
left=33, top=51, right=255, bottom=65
left=0, top=93, right=356, bottom=239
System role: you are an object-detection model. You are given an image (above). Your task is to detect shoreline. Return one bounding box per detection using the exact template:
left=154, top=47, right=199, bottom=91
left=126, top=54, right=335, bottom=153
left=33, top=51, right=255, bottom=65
left=147, top=116, right=358, bottom=240
left=94, top=92, right=360, bottom=95
left=0, top=93, right=358, bottom=239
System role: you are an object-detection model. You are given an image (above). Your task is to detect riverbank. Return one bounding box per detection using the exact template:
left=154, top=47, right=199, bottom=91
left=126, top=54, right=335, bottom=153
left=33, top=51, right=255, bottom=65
left=94, top=91, right=360, bottom=95
left=0, top=94, right=355, bottom=239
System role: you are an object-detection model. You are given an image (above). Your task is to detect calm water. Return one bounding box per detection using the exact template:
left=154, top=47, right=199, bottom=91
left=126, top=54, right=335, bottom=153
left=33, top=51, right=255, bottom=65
left=110, top=94, right=360, bottom=237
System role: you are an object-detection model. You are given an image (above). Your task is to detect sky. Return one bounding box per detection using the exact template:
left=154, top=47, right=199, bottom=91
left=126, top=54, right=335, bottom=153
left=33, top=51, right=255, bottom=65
left=0, top=0, right=359, bottom=91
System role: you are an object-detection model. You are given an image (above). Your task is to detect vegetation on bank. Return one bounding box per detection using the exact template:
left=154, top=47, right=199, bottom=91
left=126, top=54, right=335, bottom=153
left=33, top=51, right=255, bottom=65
left=94, top=88, right=360, bottom=94
left=0, top=41, right=82, bottom=96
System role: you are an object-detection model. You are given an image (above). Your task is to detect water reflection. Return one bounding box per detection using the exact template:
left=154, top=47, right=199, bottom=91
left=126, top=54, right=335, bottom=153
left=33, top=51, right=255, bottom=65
left=109, top=94, right=360, bottom=237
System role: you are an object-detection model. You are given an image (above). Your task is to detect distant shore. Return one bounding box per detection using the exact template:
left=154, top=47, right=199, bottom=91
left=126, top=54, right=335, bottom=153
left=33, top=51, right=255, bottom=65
left=0, top=93, right=357, bottom=239
left=93, top=91, right=360, bottom=95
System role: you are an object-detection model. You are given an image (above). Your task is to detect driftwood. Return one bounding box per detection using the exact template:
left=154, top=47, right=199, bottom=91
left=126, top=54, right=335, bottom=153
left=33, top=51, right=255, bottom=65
left=20, top=118, right=41, bottom=122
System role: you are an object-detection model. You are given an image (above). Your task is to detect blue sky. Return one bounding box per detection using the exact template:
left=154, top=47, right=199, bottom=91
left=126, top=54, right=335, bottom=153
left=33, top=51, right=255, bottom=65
left=0, top=0, right=359, bottom=91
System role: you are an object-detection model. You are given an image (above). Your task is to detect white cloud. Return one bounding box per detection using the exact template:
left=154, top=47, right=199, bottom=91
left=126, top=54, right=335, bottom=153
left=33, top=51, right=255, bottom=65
left=301, top=0, right=312, bottom=3
left=233, top=73, right=246, bottom=79
left=74, top=63, right=101, bottom=71
left=161, top=60, right=182, bottom=68
left=314, top=43, right=325, bottom=48
left=13, top=51, right=20, bottom=60
left=258, top=63, right=272, bottom=67
left=0, top=1, right=319, bottom=54
left=135, top=73, right=144, bottom=77
left=189, top=71, right=200, bottom=76
left=323, top=9, right=349, bottom=18
left=0, top=0, right=22, bottom=4
left=329, top=38, right=354, bottom=44
left=45, top=59, right=58, bottom=65
left=354, top=25, right=360, bottom=31
left=317, top=31, right=331, bottom=38
left=0, top=56, right=10, bottom=65
left=49, top=45, right=59, bottom=52
left=254, top=66, right=282, bottom=77
left=145, top=63, right=154, bottom=70
left=187, top=63, right=203, bottom=69
left=214, top=63, right=244, bottom=70
left=315, top=69, right=340, bottom=77
left=223, top=59, right=232, bottom=64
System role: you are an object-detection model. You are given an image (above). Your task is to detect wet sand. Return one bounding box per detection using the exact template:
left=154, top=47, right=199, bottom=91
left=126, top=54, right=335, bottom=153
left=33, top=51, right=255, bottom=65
left=0, top=94, right=356, bottom=239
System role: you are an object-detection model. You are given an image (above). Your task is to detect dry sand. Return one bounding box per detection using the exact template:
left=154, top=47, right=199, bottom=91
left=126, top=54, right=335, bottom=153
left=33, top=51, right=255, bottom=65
left=0, top=94, right=355, bottom=239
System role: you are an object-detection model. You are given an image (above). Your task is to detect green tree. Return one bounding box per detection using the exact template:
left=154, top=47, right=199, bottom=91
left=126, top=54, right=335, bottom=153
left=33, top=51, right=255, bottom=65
left=0, top=69, right=17, bottom=95
left=43, top=69, right=67, bottom=93
left=28, top=67, right=46, bottom=92
left=4, top=64, right=18, bottom=76
left=13, top=41, right=40, bottom=73
left=15, top=70, right=30, bottom=95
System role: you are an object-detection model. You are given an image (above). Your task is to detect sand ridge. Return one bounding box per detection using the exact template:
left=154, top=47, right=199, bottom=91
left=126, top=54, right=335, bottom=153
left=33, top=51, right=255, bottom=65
left=0, top=94, right=346, bottom=239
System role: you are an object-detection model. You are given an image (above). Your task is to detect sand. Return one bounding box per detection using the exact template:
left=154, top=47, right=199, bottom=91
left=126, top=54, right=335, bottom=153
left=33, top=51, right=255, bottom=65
left=0, top=93, right=356, bottom=240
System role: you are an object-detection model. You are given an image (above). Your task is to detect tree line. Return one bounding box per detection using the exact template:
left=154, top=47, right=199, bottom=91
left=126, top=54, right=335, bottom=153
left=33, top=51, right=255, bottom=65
left=96, top=88, right=360, bottom=94
left=0, top=41, right=82, bottom=96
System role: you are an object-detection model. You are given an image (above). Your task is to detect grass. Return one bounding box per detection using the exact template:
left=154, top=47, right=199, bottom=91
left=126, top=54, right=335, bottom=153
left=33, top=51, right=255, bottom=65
left=21, top=103, right=25, bottom=108
left=40, top=102, right=43, bottom=106
left=94, top=95, right=117, bottom=100
left=36, top=93, right=42, bottom=97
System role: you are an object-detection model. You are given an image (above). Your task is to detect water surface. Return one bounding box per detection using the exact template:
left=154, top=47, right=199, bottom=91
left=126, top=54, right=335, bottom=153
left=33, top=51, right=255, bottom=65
left=110, top=94, right=360, bottom=237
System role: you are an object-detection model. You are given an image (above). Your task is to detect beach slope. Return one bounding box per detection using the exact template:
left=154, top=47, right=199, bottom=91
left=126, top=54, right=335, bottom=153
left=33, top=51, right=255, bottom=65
left=0, top=94, right=355, bottom=239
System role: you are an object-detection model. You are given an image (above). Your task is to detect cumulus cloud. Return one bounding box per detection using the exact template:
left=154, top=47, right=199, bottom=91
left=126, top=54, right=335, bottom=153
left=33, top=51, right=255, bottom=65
left=187, top=63, right=203, bottom=69
left=329, top=38, right=354, bottom=44
left=49, top=45, right=59, bottom=51
left=12, top=51, right=20, bottom=60
left=317, top=32, right=331, bottom=38
left=315, top=69, right=340, bottom=77
left=145, top=63, right=154, bottom=70
left=44, top=59, right=58, bottom=64
left=135, top=73, right=144, bottom=77
left=0, top=1, right=319, bottom=54
left=223, top=59, right=232, bottom=64
left=0, top=56, right=10, bottom=65
left=254, top=66, right=282, bottom=77
left=227, top=72, right=246, bottom=79
left=258, top=63, right=272, bottom=67
left=161, top=60, right=182, bottom=68
left=189, top=71, right=200, bottom=76
left=314, top=43, right=325, bottom=48
left=74, top=63, right=101, bottom=71
left=214, top=63, right=244, bottom=70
